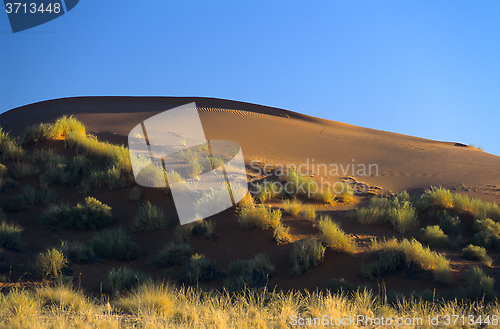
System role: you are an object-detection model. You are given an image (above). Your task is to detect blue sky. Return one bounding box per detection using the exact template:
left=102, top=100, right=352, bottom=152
left=1, top=1, right=499, bottom=155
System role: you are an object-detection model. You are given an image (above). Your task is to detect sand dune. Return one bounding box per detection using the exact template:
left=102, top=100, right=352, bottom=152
left=1, top=96, right=499, bottom=202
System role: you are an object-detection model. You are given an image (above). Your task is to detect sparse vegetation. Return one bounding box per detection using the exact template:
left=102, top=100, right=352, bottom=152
left=335, top=183, right=355, bottom=203
left=290, top=238, right=326, bottom=277
left=0, top=127, right=25, bottom=161
left=317, top=216, right=357, bottom=254
left=255, top=181, right=282, bottom=202
left=462, top=244, right=493, bottom=266
left=282, top=198, right=302, bottom=215
left=273, top=223, right=292, bottom=244
left=40, top=197, right=113, bottom=230
left=280, top=168, right=318, bottom=199
left=149, top=243, right=192, bottom=268
left=303, top=205, right=316, bottom=221
left=313, top=187, right=336, bottom=205
left=133, top=201, right=169, bottom=231
left=225, top=254, right=276, bottom=291
left=0, top=221, right=23, bottom=250
left=364, top=238, right=451, bottom=284
left=238, top=204, right=282, bottom=231
left=459, top=266, right=495, bottom=300
left=180, top=254, right=219, bottom=284
left=89, top=228, right=141, bottom=260
left=420, top=225, right=450, bottom=248
left=103, top=267, right=148, bottom=295
left=34, top=248, right=67, bottom=279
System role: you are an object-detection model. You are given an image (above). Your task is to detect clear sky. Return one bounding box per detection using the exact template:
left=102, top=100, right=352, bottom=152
left=1, top=1, right=499, bottom=155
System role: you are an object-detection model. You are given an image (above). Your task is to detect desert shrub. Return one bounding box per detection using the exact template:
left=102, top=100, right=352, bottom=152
left=419, top=186, right=454, bottom=211
left=459, top=266, right=495, bottom=300
left=438, top=211, right=464, bottom=235
left=282, top=198, right=302, bottom=215
left=238, top=204, right=282, bottom=230
left=237, top=193, right=255, bottom=209
left=133, top=201, right=169, bottom=232
left=317, top=216, right=357, bottom=254
left=40, top=197, right=113, bottom=230
left=273, top=223, right=292, bottom=244
left=280, top=168, right=318, bottom=198
left=34, top=248, right=67, bottom=279
left=420, top=225, right=450, bottom=248
left=462, top=244, right=492, bottom=266
left=4, top=194, right=29, bottom=212
left=87, top=166, right=124, bottom=191
left=20, top=123, right=52, bottom=144
left=174, top=219, right=215, bottom=242
left=36, top=285, right=91, bottom=312
left=335, top=183, right=355, bottom=203
left=149, top=243, right=192, bottom=268
left=471, top=218, right=500, bottom=249
left=387, top=199, right=418, bottom=234
left=22, top=185, right=37, bottom=206
left=103, top=267, right=148, bottom=295
left=303, top=205, right=316, bottom=221
left=11, top=162, right=39, bottom=179
left=38, top=188, right=57, bottom=204
left=225, top=254, right=276, bottom=291
left=327, top=278, right=371, bottom=295
left=48, top=116, right=86, bottom=139
left=255, top=181, right=282, bottom=202
left=290, top=238, right=326, bottom=277
left=313, top=188, right=336, bottom=205
left=365, top=238, right=451, bottom=284
left=60, top=240, right=96, bottom=264
left=178, top=149, right=198, bottom=164
left=112, top=283, right=173, bottom=315
left=180, top=254, right=220, bottom=284
left=0, top=127, right=25, bottom=161
left=186, top=160, right=204, bottom=178
left=360, top=249, right=405, bottom=280
left=0, top=221, right=23, bottom=250
left=89, top=228, right=141, bottom=260
left=129, top=186, right=141, bottom=201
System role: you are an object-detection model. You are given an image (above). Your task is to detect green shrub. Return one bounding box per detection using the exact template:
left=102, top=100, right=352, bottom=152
left=89, top=228, right=141, bottom=260
left=317, top=216, right=357, bottom=254
left=419, top=186, right=454, bottom=211
left=438, top=211, right=464, bottom=235
left=462, top=245, right=492, bottom=266
left=290, top=238, right=326, bottom=277
left=0, top=221, right=23, bottom=250
left=387, top=200, right=418, bottom=233
left=282, top=198, right=302, bottom=215
left=38, top=188, right=57, bottom=204
left=103, top=267, right=148, bottom=295
left=129, top=187, right=141, bottom=201
left=23, top=185, right=37, bottom=206
left=335, top=183, right=354, bottom=203
left=180, top=254, right=219, bottom=284
left=40, top=197, right=113, bottom=230
left=225, top=254, right=276, bottom=291
left=459, top=266, right=495, bottom=300
left=149, top=243, right=192, bottom=268
left=34, top=248, right=67, bottom=279
left=303, top=205, right=316, bottom=221
left=366, top=238, right=451, bottom=284
left=60, top=240, right=96, bottom=264
left=356, top=206, right=385, bottom=225
left=4, top=194, right=29, bottom=212
left=133, top=201, right=168, bottom=231
left=238, top=204, right=282, bottom=230
left=327, top=278, right=371, bottom=295
left=420, top=225, right=450, bottom=248
left=471, top=218, right=500, bottom=249
left=255, top=181, right=282, bottom=202
left=273, top=224, right=292, bottom=244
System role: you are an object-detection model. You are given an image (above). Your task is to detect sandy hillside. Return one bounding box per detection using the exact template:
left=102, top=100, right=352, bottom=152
left=1, top=96, right=499, bottom=200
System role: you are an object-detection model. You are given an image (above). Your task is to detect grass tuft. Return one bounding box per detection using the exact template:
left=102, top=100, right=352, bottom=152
left=282, top=198, right=302, bottom=216
left=133, top=201, right=169, bottom=231
left=103, top=267, right=148, bottom=295
left=462, top=244, right=492, bottom=266
left=0, top=221, right=23, bottom=250
left=180, top=254, right=219, bottom=284
left=238, top=204, right=282, bottom=230
left=290, top=238, right=326, bottom=277
left=317, top=216, right=357, bottom=254
left=225, top=254, right=276, bottom=291
left=420, top=225, right=450, bottom=248
left=149, top=243, right=192, bottom=268
left=89, top=227, right=141, bottom=260
left=459, top=266, right=495, bottom=300
left=34, top=248, right=67, bottom=279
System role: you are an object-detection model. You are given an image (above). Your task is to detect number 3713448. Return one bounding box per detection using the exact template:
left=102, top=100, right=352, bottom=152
left=5, top=2, right=61, bottom=14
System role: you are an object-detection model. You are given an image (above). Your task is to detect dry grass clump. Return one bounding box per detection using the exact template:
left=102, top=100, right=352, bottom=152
left=238, top=204, right=282, bottom=231
left=40, top=197, right=113, bottom=230
left=36, top=284, right=93, bottom=313
left=282, top=198, right=302, bottom=215
left=103, top=267, right=149, bottom=295
left=459, top=266, right=496, bottom=301
left=313, top=188, right=336, bottom=205
left=113, top=282, right=173, bottom=316
left=133, top=201, right=169, bottom=232
left=303, top=205, right=316, bottom=221
left=0, top=221, right=23, bottom=250
left=462, top=245, right=493, bottom=267
left=225, top=254, right=276, bottom=291
left=335, top=183, right=355, bottom=203
left=273, top=224, right=292, bottom=244
left=180, top=254, right=220, bottom=284
left=290, top=238, right=326, bottom=277
left=34, top=248, right=67, bottom=280
left=89, top=227, right=141, bottom=260
left=0, top=127, right=25, bottom=161
left=149, top=243, right=192, bottom=268
left=174, top=219, right=216, bottom=242
left=255, top=181, right=282, bottom=202
left=365, top=238, right=451, bottom=284
left=280, top=168, right=318, bottom=198
left=356, top=192, right=418, bottom=233
left=317, top=216, right=357, bottom=254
